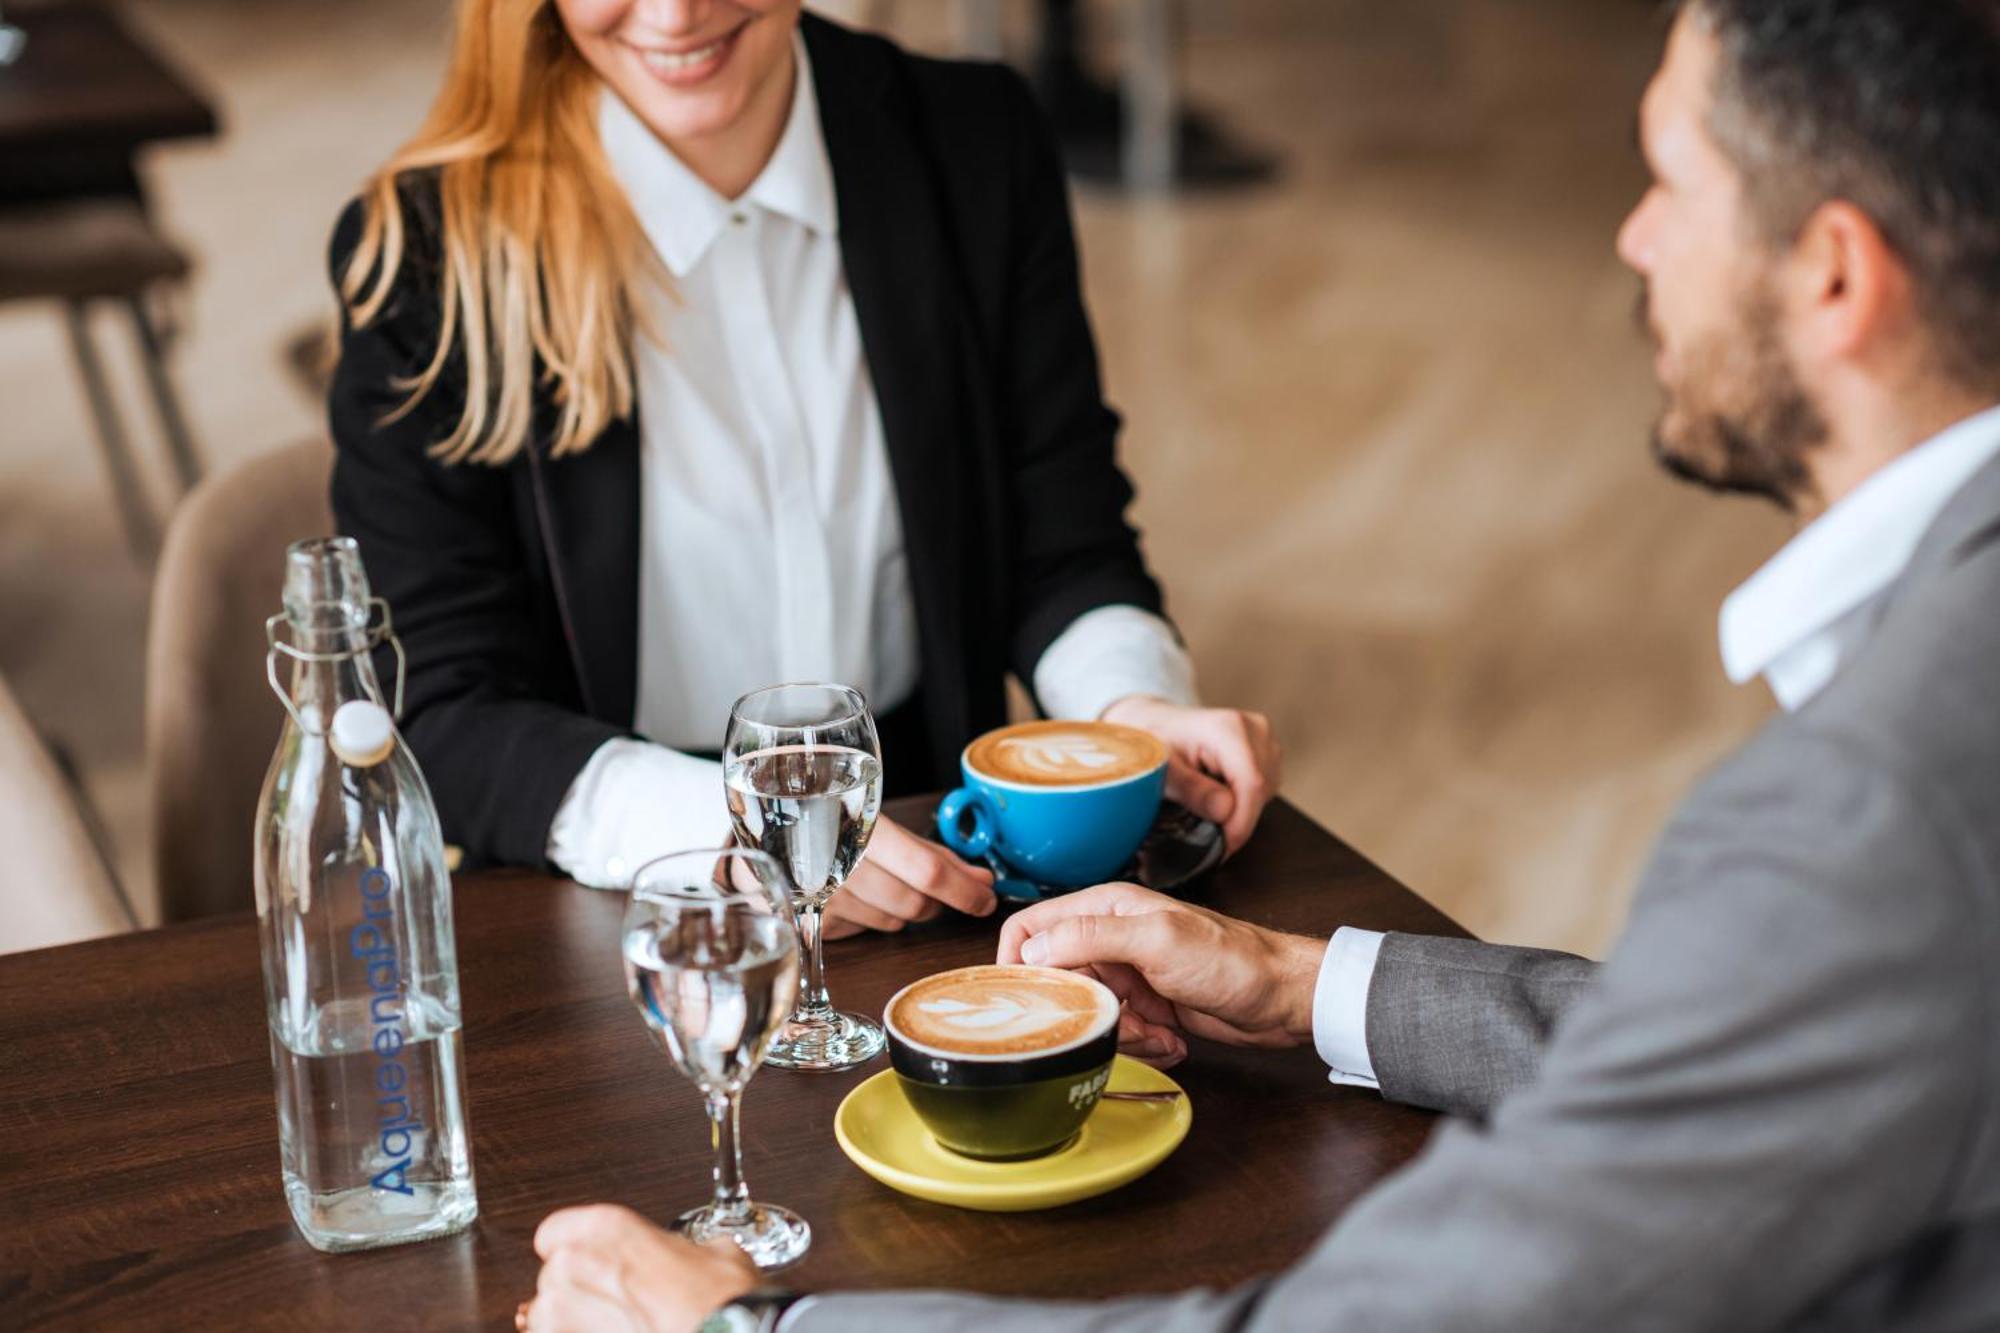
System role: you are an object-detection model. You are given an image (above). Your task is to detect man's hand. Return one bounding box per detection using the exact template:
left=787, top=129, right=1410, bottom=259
left=998, top=883, right=1325, bottom=1067
left=1101, top=696, right=1281, bottom=856
left=522, top=1204, right=755, bottom=1333
left=822, top=815, right=996, bottom=940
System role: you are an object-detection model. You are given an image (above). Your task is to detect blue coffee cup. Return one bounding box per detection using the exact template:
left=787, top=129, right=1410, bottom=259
left=936, top=721, right=1167, bottom=888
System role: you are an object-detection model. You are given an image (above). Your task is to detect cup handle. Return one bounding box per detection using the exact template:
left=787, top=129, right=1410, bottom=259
left=936, top=787, right=996, bottom=861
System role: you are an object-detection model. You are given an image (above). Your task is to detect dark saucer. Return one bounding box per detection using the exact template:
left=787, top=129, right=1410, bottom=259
left=929, top=800, right=1226, bottom=904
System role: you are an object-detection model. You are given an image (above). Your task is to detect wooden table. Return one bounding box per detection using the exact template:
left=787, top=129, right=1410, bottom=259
left=0, top=1, right=218, bottom=203
left=0, top=797, right=1465, bottom=1328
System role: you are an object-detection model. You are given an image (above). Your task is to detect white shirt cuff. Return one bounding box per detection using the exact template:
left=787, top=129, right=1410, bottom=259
left=1031, top=604, right=1199, bottom=721
left=1312, top=927, right=1386, bottom=1089
left=545, top=738, right=729, bottom=889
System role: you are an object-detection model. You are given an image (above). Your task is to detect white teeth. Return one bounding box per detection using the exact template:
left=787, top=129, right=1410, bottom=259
left=643, top=39, right=725, bottom=73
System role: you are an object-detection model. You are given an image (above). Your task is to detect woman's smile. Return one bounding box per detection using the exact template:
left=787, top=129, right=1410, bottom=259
left=625, top=16, right=751, bottom=89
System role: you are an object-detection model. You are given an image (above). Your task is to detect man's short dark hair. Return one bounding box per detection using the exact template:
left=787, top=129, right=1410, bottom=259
left=1686, top=0, right=2000, bottom=393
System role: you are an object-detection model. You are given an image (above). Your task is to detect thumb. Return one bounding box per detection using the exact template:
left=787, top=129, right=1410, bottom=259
left=1019, top=911, right=1174, bottom=974
left=1166, top=755, right=1235, bottom=826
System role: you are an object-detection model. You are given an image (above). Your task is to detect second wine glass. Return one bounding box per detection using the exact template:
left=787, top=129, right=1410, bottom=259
left=623, top=847, right=809, bottom=1270
left=724, top=683, right=885, bottom=1071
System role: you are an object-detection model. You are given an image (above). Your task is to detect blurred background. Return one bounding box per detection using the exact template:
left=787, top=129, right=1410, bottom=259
left=0, top=0, right=1784, bottom=955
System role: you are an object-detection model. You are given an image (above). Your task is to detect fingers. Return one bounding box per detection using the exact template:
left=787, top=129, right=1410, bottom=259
left=1108, top=702, right=1281, bottom=856
left=865, top=819, right=997, bottom=918
left=1200, top=713, right=1278, bottom=855
left=697, top=1235, right=761, bottom=1286
left=821, top=819, right=999, bottom=936
left=518, top=1289, right=629, bottom=1333
left=832, top=864, right=937, bottom=931
left=533, top=1203, right=642, bottom=1259
left=532, top=1203, right=755, bottom=1332
left=1088, top=958, right=1179, bottom=1028
left=996, top=882, right=1174, bottom=964
left=1017, top=909, right=1182, bottom=974
left=1165, top=755, right=1235, bottom=827
left=821, top=890, right=897, bottom=937
left=1116, top=1010, right=1188, bottom=1066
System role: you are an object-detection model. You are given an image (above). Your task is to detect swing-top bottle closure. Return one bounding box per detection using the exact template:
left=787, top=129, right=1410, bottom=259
left=265, top=537, right=407, bottom=768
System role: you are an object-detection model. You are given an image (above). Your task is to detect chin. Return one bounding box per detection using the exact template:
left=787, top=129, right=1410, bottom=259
left=624, top=83, right=750, bottom=143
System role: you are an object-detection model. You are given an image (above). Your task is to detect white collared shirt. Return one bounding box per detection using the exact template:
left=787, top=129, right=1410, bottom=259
left=547, top=39, right=1194, bottom=888
left=1717, top=404, right=2000, bottom=708
left=1312, top=404, right=2000, bottom=1089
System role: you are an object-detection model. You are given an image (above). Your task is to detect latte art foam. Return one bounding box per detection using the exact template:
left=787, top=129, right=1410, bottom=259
left=888, top=965, right=1117, bottom=1058
left=965, top=720, right=1165, bottom=788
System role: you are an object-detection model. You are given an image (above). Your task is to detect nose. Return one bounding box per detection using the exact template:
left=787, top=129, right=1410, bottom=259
left=633, top=0, right=706, bottom=31
left=1617, top=190, right=1658, bottom=275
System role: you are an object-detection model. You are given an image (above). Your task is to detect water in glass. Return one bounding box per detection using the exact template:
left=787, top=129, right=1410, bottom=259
left=724, top=744, right=882, bottom=905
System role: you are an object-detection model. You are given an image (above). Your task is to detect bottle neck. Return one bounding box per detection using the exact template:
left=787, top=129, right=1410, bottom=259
left=284, top=627, right=386, bottom=736
left=278, top=537, right=386, bottom=735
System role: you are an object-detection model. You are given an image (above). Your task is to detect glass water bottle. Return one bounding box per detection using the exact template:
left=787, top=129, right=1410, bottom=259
left=253, top=536, right=476, bottom=1252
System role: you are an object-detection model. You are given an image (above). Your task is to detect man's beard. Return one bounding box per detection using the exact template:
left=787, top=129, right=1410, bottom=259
left=1640, top=283, right=1827, bottom=511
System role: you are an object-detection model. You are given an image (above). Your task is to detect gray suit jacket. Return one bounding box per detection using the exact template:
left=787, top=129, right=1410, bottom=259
left=798, top=453, right=2000, bottom=1332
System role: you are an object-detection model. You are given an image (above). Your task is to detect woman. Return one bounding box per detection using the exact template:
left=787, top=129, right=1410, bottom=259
left=328, top=0, right=1281, bottom=933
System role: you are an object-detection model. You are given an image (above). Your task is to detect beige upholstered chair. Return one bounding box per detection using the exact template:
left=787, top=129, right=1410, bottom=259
left=0, top=673, right=133, bottom=954
left=147, top=440, right=332, bottom=923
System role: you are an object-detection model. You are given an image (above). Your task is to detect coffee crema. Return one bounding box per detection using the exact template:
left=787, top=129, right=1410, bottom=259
left=964, top=720, right=1166, bottom=788
left=887, top=965, right=1117, bottom=1058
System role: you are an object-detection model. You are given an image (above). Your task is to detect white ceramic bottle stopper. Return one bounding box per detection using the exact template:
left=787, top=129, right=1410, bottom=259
left=329, top=699, right=396, bottom=768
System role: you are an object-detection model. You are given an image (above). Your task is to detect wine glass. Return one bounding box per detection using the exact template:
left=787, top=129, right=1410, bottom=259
left=622, top=847, right=810, bottom=1270
left=724, top=683, right=885, bottom=1072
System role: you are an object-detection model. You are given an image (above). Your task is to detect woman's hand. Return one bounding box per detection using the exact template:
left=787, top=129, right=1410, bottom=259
left=1101, top=697, right=1282, bottom=855
left=822, top=815, right=996, bottom=940
left=521, top=1204, right=756, bottom=1333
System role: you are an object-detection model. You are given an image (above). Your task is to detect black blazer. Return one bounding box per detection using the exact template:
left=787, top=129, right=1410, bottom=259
left=327, top=15, right=1167, bottom=870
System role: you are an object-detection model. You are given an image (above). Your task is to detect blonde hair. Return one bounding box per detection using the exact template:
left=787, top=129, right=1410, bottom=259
left=340, top=0, right=662, bottom=465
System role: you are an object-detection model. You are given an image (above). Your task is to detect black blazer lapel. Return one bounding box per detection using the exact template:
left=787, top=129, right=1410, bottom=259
left=526, top=414, right=641, bottom=728
left=808, top=17, right=976, bottom=764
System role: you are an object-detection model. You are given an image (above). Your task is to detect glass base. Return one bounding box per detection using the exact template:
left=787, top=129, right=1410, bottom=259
left=765, top=1009, right=885, bottom=1072
left=677, top=1201, right=811, bottom=1272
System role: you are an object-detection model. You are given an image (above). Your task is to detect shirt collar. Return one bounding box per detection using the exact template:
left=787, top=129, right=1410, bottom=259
left=743, top=35, right=836, bottom=237
left=1719, top=403, right=2000, bottom=709
left=597, top=30, right=836, bottom=279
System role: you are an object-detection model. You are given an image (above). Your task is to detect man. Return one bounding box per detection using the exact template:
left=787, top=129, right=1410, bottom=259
left=522, top=0, right=2000, bottom=1327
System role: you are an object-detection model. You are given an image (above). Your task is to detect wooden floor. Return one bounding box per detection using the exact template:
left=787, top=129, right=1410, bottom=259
left=0, top=0, right=1786, bottom=954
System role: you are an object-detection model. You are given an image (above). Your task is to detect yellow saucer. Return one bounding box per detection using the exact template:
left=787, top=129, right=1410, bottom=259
left=833, top=1056, right=1191, bottom=1212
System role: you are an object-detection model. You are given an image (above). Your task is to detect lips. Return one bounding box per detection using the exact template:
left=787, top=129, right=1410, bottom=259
left=631, top=20, right=746, bottom=86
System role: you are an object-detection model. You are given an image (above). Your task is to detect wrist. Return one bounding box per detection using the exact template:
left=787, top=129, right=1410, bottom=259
left=1100, top=694, right=1173, bottom=726
left=699, top=1288, right=797, bottom=1333
left=1271, top=932, right=1329, bottom=1042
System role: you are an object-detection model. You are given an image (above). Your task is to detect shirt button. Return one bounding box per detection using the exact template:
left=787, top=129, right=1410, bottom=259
left=730, top=211, right=748, bottom=226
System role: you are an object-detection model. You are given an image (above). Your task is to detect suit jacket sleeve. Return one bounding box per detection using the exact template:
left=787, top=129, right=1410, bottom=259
left=993, top=73, right=1170, bottom=683
left=792, top=727, right=1985, bottom=1331
left=1366, top=932, right=1599, bottom=1118
left=326, top=194, right=627, bottom=868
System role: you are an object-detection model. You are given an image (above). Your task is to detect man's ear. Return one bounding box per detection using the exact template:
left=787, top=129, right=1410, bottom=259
left=1787, top=200, right=1914, bottom=366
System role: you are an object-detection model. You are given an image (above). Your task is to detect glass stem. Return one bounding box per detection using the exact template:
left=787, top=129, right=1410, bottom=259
left=794, top=900, right=833, bottom=1021
left=707, top=1090, right=751, bottom=1226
